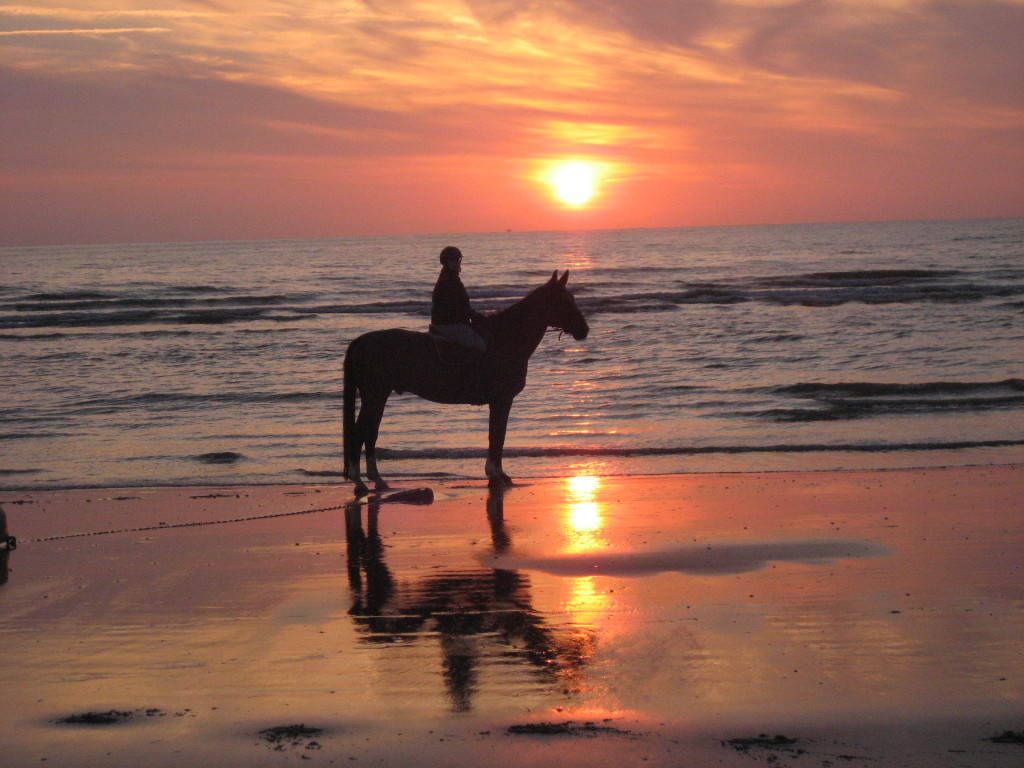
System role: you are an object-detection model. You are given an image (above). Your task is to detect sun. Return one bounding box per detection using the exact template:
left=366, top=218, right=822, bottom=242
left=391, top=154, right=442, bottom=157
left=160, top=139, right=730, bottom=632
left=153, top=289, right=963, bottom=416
left=548, top=160, right=598, bottom=206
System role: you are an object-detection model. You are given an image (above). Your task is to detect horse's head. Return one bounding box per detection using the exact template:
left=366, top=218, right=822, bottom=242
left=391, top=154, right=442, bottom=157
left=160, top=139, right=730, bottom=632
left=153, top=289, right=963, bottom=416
left=542, top=270, right=589, bottom=340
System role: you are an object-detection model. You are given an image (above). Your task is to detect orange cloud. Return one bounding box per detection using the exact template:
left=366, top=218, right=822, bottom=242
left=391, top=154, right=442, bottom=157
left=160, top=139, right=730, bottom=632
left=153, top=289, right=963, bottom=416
left=1, top=0, right=1022, bottom=244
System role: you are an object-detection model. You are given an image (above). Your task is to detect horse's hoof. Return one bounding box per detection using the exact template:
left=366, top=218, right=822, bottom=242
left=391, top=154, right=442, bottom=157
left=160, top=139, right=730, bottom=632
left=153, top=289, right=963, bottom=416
left=489, top=473, right=514, bottom=488
left=372, top=480, right=390, bottom=491
left=353, top=483, right=371, bottom=498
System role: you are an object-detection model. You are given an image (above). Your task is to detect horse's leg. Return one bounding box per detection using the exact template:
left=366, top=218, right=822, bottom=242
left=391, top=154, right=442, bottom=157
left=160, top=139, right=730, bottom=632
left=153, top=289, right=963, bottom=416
left=486, top=398, right=514, bottom=487
left=347, top=402, right=369, bottom=496
left=359, top=388, right=391, bottom=490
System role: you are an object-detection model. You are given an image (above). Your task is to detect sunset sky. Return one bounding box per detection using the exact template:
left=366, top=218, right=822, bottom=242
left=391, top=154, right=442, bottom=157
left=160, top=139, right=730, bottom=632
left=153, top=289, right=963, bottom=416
left=2, top=0, right=1022, bottom=246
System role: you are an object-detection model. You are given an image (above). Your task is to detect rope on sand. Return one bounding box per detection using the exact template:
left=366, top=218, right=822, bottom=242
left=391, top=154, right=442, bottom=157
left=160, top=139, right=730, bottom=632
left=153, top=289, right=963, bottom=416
left=17, top=503, right=351, bottom=544
left=10, top=487, right=432, bottom=545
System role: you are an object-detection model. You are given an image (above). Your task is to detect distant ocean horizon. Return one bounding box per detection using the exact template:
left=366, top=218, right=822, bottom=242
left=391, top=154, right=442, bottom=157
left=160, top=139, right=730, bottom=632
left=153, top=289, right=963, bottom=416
left=2, top=217, right=1022, bottom=490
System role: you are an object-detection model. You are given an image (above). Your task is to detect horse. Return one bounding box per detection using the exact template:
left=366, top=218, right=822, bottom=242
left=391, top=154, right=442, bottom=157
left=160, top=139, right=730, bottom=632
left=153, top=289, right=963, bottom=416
left=343, top=270, right=589, bottom=494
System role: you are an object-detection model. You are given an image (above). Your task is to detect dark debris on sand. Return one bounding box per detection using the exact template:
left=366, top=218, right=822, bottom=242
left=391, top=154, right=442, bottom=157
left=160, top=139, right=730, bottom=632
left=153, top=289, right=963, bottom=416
left=987, top=730, right=1024, bottom=745
left=507, top=720, right=633, bottom=737
left=258, top=724, right=325, bottom=752
left=55, top=710, right=135, bottom=725
left=724, top=733, right=803, bottom=754
left=54, top=708, right=191, bottom=725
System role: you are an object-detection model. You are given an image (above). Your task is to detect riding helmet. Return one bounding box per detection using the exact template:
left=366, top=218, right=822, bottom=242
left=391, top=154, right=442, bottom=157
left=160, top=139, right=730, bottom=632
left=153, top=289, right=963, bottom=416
left=439, top=246, right=462, bottom=265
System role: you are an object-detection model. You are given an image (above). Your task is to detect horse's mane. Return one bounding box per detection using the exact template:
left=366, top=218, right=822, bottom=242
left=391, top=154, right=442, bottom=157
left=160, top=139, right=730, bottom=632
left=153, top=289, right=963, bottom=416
left=480, top=280, right=550, bottom=331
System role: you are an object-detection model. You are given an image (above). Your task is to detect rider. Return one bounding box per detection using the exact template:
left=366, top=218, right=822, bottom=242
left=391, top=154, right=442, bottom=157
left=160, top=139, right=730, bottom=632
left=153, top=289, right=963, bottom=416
left=431, top=246, right=487, bottom=351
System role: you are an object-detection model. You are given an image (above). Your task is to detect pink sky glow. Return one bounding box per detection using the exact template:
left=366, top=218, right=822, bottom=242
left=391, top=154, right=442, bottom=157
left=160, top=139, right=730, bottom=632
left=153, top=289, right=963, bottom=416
left=1, top=0, right=1022, bottom=246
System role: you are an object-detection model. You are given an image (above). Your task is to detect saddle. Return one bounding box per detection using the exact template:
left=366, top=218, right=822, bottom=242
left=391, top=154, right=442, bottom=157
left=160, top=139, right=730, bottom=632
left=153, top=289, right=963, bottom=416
left=427, top=324, right=490, bottom=404
left=427, top=324, right=488, bottom=364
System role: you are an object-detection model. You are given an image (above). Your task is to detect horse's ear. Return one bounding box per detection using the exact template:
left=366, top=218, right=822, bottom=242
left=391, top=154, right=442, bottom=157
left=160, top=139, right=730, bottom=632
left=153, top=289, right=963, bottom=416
left=549, top=270, right=559, bottom=284
left=559, top=270, right=569, bottom=287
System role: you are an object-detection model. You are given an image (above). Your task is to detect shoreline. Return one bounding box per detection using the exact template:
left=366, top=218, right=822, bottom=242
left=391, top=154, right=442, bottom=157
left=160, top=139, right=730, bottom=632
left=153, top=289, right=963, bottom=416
left=2, top=453, right=1022, bottom=494
left=2, top=465, right=1022, bottom=767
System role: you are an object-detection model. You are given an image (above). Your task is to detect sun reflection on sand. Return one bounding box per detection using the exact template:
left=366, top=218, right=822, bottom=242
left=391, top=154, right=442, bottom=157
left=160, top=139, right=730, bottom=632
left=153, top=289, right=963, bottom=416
left=567, top=475, right=600, bottom=497
left=565, top=574, right=613, bottom=619
left=559, top=474, right=616, bottom=622
left=568, top=500, right=601, bottom=533
left=563, top=474, right=607, bottom=553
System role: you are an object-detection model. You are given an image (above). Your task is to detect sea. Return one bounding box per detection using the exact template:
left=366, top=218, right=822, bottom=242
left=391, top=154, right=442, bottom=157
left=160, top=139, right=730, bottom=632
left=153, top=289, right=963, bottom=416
left=1, top=218, right=1022, bottom=491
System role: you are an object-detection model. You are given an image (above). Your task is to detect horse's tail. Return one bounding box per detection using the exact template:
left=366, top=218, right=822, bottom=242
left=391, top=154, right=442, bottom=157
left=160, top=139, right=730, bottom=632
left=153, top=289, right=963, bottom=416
left=342, top=337, right=359, bottom=480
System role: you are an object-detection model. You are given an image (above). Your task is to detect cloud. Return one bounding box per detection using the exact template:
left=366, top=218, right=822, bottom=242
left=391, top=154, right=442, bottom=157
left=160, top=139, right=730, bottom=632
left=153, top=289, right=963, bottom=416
left=5, top=2, right=1018, bottom=127
left=1, top=0, right=1021, bottom=244
left=0, top=28, right=171, bottom=36
left=574, top=0, right=724, bottom=47
left=0, top=63, right=435, bottom=172
left=730, top=0, right=1024, bottom=107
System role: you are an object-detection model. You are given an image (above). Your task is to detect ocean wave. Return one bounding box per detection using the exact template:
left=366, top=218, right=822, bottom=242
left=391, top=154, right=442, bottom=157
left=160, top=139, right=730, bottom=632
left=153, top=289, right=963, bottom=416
left=376, top=439, right=1024, bottom=460
left=299, top=300, right=427, bottom=316
left=0, top=285, right=328, bottom=330
left=66, top=390, right=337, bottom=412
left=742, top=333, right=805, bottom=344
left=0, top=332, right=69, bottom=341
left=758, top=378, right=1024, bottom=421
left=755, top=400, right=1024, bottom=422
left=0, top=309, right=161, bottom=329
left=5, top=266, right=1019, bottom=331
left=173, top=307, right=277, bottom=324
left=0, top=306, right=317, bottom=329
left=22, top=290, right=113, bottom=301
left=577, top=269, right=1023, bottom=312
left=1, top=327, right=308, bottom=342
left=760, top=268, right=960, bottom=286
left=11, top=293, right=292, bottom=312
left=0, top=432, right=77, bottom=441
left=774, top=378, right=1024, bottom=398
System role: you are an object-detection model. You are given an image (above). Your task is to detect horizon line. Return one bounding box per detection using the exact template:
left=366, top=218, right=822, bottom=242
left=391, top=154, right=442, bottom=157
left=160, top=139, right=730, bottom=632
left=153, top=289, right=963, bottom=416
left=3, top=214, right=1022, bottom=251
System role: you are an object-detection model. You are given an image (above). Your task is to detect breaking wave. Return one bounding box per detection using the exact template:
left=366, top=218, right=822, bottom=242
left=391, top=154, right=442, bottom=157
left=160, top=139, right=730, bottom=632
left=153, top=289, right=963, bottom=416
left=758, top=378, right=1024, bottom=422
left=377, top=438, right=1024, bottom=461
left=576, top=268, right=1023, bottom=313
left=4, top=265, right=1022, bottom=332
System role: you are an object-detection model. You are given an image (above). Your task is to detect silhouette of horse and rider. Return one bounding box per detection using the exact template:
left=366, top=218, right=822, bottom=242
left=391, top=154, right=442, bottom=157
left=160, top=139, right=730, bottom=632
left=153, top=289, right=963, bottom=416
left=343, top=246, right=589, bottom=494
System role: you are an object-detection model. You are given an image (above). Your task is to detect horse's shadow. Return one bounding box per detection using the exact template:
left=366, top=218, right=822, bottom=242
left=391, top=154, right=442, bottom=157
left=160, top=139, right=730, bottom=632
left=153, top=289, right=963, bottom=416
left=343, top=489, right=595, bottom=712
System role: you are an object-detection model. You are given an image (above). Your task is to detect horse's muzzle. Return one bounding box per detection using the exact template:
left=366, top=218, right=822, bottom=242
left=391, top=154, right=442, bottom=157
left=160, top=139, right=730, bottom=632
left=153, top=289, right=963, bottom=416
left=571, top=322, right=590, bottom=340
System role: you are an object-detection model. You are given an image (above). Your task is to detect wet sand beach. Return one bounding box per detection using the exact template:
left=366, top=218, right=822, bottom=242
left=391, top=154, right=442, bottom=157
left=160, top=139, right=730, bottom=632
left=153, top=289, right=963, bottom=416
left=1, top=466, right=1022, bottom=767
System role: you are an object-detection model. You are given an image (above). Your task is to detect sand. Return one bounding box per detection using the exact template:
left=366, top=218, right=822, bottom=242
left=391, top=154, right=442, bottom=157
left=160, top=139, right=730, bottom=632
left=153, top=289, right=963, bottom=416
left=1, top=465, right=1021, bottom=767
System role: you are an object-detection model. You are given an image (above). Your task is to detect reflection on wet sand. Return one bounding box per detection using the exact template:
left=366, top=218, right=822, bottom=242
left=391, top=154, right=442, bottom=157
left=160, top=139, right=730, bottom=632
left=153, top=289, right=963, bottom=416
left=343, top=489, right=596, bottom=712
left=340, top=474, right=904, bottom=719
